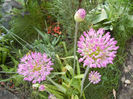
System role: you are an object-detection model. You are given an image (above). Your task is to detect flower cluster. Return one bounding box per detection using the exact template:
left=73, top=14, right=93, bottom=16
left=88, top=71, right=101, bottom=84
left=17, top=52, right=54, bottom=83
left=48, top=94, right=56, bottom=99
left=32, top=84, right=45, bottom=91
left=77, top=28, right=119, bottom=68
left=48, top=22, right=62, bottom=36
left=39, top=85, right=45, bottom=91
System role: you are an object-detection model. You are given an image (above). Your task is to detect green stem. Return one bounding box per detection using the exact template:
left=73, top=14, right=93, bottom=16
left=83, top=92, right=86, bottom=99
left=73, top=22, right=79, bottom=78
left=80, top=66, right=89, bottom=97
left=83, top=82, right=91, bottom=91
left=0, top=71, right=17, bottom=74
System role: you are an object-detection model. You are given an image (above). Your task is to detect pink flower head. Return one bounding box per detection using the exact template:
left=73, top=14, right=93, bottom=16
left=88, top=71, right=101, bottom=84
left=48, top=94, right=56, bottom=99
left=39, top=85, right=45, bottom=91
left=74, top=8, right=86, bottom=22
left=77, top=28, right=119, bottom=68
left=17, top=52, right=54, bottom=83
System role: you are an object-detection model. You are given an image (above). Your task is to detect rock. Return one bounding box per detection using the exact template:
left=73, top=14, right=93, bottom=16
left=1, top=0, right=23, bottom=29
left=1, top=15, right=13, bottom=29
left=2, top=0, right=23, bottom=13
left=121, top=76, right=125, bottom=83
left=130, top=45, right=133, bottom=56
left=10, top=0, right=23, bottom=9
left=125, top=79, right=131, bottom=84
left=127, top=65, right=132, bottom=70
left=2, top=2, right=12, bottom=13
left=119, top=94, right=131, bottom=99
left=124, top=67, right=130, bottom=73
left=124, top=84, right=127, bottom=87
left=0, top=89, right=20, bottom=99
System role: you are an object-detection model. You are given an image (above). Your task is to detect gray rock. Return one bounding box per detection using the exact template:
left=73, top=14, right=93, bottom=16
left=119, top=94, right=130, bottom=99
left=10, top=0, right=23, bottom=9
left=2, top=2, right=12, bottom=13
left=130, top=45, right=133, bottom=56
left=2, top=0, right=23, bottom=13
left=0, top=89, right=20, bottom=99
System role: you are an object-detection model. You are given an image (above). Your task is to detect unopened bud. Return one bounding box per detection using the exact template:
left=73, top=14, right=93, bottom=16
left=74, top=8, right=86, bottom=22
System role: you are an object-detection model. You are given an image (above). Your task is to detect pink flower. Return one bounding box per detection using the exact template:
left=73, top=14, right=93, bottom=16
left=17, top=52, right=54, bottom=83
left=74, top=8, right=86, bottom=22
left=39, top=85, right=45, bottom=91
left=48, top=94, right=56, bottom=99
left=88, top=71, right=101, bottom=84
left=77, top=28, right=119, bottom=68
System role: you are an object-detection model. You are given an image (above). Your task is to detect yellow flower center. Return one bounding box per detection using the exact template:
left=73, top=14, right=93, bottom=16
left=33, top=62, right=41, bottom=72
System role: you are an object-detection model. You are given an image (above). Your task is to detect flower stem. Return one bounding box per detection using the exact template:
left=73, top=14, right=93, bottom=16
left=73, top=22, right=79, bottom=78
left=80, top=66, right=90, bottom=97
left=83, top=82, right=91, bottom=91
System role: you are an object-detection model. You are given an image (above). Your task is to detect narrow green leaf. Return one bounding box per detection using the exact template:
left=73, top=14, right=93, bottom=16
left=52, top=72, right=65, bottom=75
left=47, top=76, right=66, bottom=94
left=60, top=56, right=74, bottom=60
left=61, top=42, right=68, bottom=55
left=74, top=95, right=79, bottom=99
left=34, top=27, right=50, bottom=44
left=76, top=57, right=80, bottom=75
left=56, top=54, right=63, bottom=70
left=74, top=74, right=84, bottom=79
left=65, top=64, right=73, bottom=76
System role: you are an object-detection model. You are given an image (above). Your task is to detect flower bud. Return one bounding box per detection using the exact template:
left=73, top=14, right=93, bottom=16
left=74, top=8, right=86, bottom=22
left=48, top=94, right=56, bottom=99
left=39, top=85, right=45, bottom=91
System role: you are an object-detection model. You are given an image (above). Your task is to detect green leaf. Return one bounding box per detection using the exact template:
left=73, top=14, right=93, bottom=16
left=52, top=36, right=60, bottom=46
left=70, top=79, right=81, bottom=90
left=46, top=88, right=64, bottom=99
left=38, top=93, right=48, bottom=99
left=61, top=76, right=71, bottom=83
left=0, top=75, right=22, bottom=83
left=45, top=84, right=64, bottom=99
left=52, top=72, right=66, bottom=75
left=60, top=56, right=74, bottom=60
left=0, top=47, right=9, bottom=52
left=56, top=54, right=63, bottom=70
left=61, top=42, right=68, bottom=55
left=92, top=9, right=108, bottom=24
left=47, top=76, right=67, bottom=94
left=65, top=64, right=73, bottom=76
left=74, top=74, right=84, bottom=79
left=34, top=27, right=50, bottom=44
left=2, top=52, right=8, bottom=64
left=0, top=64, right=8, bottom=71
left=76, top=57, right=80, bottom=75
left=74, top=95, right=79, bottom=99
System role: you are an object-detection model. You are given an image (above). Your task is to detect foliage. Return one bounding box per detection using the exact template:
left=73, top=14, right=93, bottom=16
left=0, top=36, right=10, bottom=64
left=9, top=0, right=51, bottom=42
left=32, top=28, right=60, bottom=59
